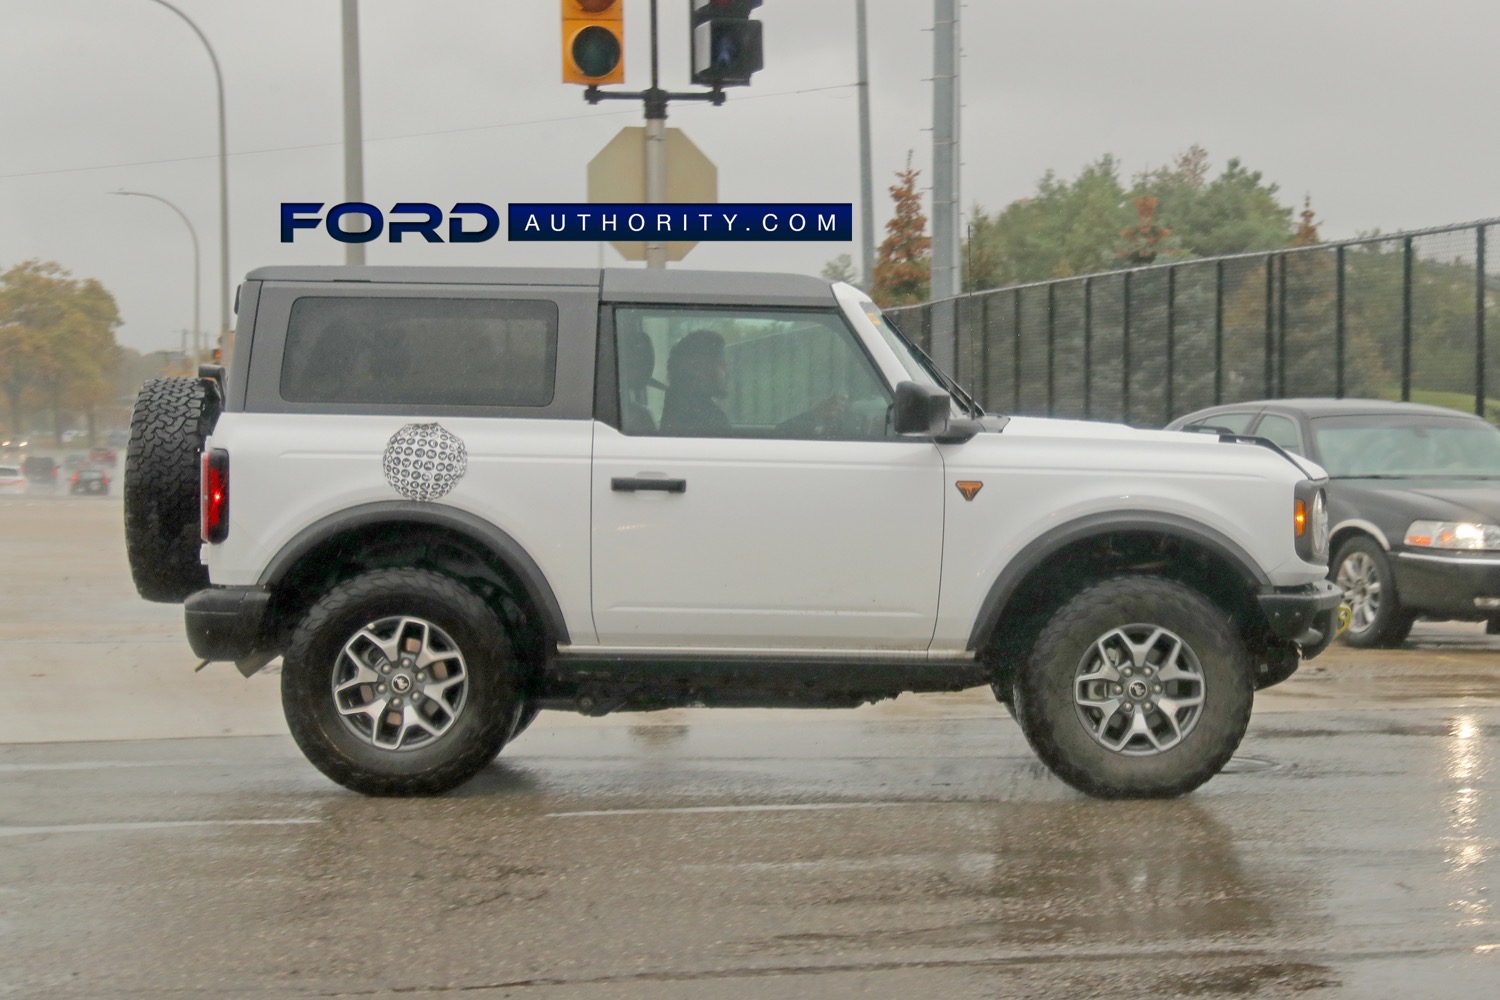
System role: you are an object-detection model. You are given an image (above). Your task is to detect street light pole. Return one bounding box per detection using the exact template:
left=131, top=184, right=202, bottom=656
left=144, top=0, right=228, bottom=354
left=111, top=191, right=201, bottom=365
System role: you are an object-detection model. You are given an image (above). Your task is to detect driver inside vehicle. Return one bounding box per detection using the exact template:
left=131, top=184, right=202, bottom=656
left=660, top=330, right=733, bottom=436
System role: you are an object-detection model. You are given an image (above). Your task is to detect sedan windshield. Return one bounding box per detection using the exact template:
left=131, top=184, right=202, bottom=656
left=1312, top=415, right=1500, bottom=478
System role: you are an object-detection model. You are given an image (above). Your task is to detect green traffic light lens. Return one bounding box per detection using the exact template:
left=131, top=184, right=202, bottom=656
left=573, top=25, right=622, bottom=78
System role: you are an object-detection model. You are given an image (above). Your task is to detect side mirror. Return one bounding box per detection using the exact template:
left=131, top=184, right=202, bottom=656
left=892, top=381, right=952, bottom=436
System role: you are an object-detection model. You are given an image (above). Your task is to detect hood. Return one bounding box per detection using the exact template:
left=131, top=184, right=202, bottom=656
left=996, top=415, right=1326, bottom=479
left=1337, top=478, right=1500, bottom=524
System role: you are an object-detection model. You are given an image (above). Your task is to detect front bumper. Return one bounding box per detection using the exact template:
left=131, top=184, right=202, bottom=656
left=1394, top=550, right=1500, bottom=620
left=1257, top=579, right=1347, bottom=660
left=185, top=586, right=272, bottom=664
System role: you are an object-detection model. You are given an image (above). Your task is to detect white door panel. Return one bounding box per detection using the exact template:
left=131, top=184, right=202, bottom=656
left=591, top=425, right=944, bottom=648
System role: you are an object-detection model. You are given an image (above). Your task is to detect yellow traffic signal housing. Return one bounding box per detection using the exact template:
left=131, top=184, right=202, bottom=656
left=562, top=0, right=625, bottom=86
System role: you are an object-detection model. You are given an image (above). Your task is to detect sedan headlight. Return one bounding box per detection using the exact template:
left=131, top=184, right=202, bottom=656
left=1294, top=482, right=1330, bottom=562
left=1405, top=520, right=1500, bottom=551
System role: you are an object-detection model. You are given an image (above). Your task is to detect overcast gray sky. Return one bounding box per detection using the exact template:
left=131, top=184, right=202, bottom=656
left=2, top=0, right=1497, bottom=355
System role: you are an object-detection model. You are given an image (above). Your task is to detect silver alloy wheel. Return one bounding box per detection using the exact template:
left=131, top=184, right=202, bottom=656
left=1335, top=550, right=1381, bottom=635
left=331, top=615, right=469, bottom=751
left=1073, top=624, right=1206, bottom=755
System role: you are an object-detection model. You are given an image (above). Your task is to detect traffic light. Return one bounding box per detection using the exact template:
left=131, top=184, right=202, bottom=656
left=562, top=0, right=625, bottom=86
left=690, top=0, right=763, bottom=87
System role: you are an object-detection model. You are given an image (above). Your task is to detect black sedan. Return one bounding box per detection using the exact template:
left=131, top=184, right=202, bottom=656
left=1167, top=398, right=1500, bottom=647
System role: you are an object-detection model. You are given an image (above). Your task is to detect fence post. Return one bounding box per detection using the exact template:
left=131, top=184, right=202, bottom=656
left=1046, top=283, right=1056, bottom=416
left=1214, top=259, right=1224, bottom=405
left=1336, top=245, right=1346, bottom=398
left=1264, top=256, right=1275, bottom=397
left=1165, top=266, right=1176, bottom=424
left=1084, top=276, right=1093, bottom=420
left=1277, top=254, right=1288, bottom=396
left=1478, top=227, right=1487, bottom=418
left=1123, top=271, right=1133, bottom=423
left=1012, top=288, right=1022, bottom=414
left=1402, top=236, right=1414, bottom=402
left=979, top=294, right=991, bottom=412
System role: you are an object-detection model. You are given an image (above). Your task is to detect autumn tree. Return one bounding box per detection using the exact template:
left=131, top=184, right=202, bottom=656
left=0, top=260, right=122, bottom=442
left=870, top=153, right=930, bottom=307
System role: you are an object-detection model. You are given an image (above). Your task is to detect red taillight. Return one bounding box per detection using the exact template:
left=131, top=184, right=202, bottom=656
left=200, top=448, right=229, bottom=543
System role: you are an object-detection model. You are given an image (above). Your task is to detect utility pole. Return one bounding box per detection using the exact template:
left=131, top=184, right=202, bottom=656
left=855, top=0, right=875, bottom=289
left=929, top=0, right=962, bottom=370
left=341, top=0, right=366, bottom=265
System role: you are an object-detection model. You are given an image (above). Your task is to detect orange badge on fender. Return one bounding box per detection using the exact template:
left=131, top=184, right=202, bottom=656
left=956, top=481, right=983, bottom=501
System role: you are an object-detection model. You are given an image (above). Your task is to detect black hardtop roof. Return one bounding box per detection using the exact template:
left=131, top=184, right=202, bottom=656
left=243, top=266, right=837, bottom=307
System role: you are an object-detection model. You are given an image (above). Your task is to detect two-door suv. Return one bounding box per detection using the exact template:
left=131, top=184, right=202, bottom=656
left=124, top=266, right=1343, bottom=798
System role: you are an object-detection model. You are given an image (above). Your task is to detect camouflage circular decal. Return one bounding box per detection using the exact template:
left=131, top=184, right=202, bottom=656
left=382, top=423, right=467, bottom=502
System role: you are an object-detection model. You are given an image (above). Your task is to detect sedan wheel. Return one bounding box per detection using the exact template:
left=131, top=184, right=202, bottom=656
left=1332, top=537, right=1414, bottom=648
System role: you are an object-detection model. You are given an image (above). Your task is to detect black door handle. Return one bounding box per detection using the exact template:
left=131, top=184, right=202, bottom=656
left=611, top=477, right=687, bottom=493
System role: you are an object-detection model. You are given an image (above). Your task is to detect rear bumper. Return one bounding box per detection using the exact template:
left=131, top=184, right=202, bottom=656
left=184, top=586, right=271, bottom=663
left=1257, top=579, right=1346, bottom=660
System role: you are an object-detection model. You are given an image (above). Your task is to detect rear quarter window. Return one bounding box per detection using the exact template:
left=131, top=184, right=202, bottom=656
left=280, top=296, right=558, bottom=407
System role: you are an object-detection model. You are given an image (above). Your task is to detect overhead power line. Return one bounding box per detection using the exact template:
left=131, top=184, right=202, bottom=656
left=0, top=83, right=856, bottom=181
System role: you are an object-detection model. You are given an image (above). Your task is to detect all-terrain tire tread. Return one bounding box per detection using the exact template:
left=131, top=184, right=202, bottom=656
left=123, top=377, right=220, bottom=602
left=281, top=568, right=517, bottom=796
left=1014, top=575, right=1253, bottom=799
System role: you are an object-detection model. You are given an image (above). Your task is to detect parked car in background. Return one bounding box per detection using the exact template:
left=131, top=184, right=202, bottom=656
left=0, top=465, right=26, bottom=495
left=1169, top=398, right=1500, bottom=647
left=21, top=455, right=58, bottom=491
left=88, top=446, right=116, bottom=465
left=69, top=468, right=110, bottom=495
left=63, top=453, right=90, bottom=471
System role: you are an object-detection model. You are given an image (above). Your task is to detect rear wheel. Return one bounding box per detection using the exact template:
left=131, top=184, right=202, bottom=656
left=1013, top=576, right=1253, bottom=799
left=282, top=569, right=519, bottom=796
left=1332, top=537, right=1414, bottom=648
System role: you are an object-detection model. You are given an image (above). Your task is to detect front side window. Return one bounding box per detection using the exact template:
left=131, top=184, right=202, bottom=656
left=281, top=296, right=558, bottom=407
left=614, top=306, right=893, bottom=440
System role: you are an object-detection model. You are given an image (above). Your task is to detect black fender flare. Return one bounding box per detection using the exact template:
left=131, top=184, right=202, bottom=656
left=967, top=510, right=1271, bottom=652
left=259, top=501, right=571, bottom=645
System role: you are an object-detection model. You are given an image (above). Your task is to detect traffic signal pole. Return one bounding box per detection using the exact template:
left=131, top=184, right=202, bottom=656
left=581, top=0, right=763, bottom=268
left=585, top=0, right=725, bottom=268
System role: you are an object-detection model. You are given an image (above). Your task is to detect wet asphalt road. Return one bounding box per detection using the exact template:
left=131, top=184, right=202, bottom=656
left=2, top=497, right=1499, bottom=998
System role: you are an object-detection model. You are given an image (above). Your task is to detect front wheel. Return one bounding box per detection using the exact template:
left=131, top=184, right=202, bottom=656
left=1013, top=576, right=1253, bottom=799
left=282, top=569, right=520, bottom=796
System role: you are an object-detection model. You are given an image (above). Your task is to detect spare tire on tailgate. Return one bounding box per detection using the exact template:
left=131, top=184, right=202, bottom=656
left=124, top=376, right=221, bottom=602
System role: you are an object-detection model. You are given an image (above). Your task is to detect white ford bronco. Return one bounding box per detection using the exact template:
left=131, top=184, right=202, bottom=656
left=124, top=266, right=1344, bottom=798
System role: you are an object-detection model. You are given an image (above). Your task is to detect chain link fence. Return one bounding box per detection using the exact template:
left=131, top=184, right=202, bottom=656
left=886, top=219, right=1500, bottom=427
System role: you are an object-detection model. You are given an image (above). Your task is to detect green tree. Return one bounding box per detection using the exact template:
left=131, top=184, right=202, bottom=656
left=870, top=153, right=931, bottom=307
left=964, top=155, right=1130, bottom=289
left=963, top=148, right=1301, bottom=293
left=1130, top=146, right=1294, bottom=258
left=0, top=260, right=122, bottom=442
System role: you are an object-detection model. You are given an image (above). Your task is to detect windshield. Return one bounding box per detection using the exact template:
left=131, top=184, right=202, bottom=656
left=856, top=301, right=984, bottom=417
left=1312, top=414, right=1500, bottom=478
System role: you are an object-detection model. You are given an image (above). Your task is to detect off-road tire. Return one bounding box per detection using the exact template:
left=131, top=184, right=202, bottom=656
left=123, top=377, right=221, bottom=602
left=282, top=569, right=520, bottom=796
left=1013, top=575, right=1253, bottom=799
left=1332, top=536, right=1415, bottom=648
